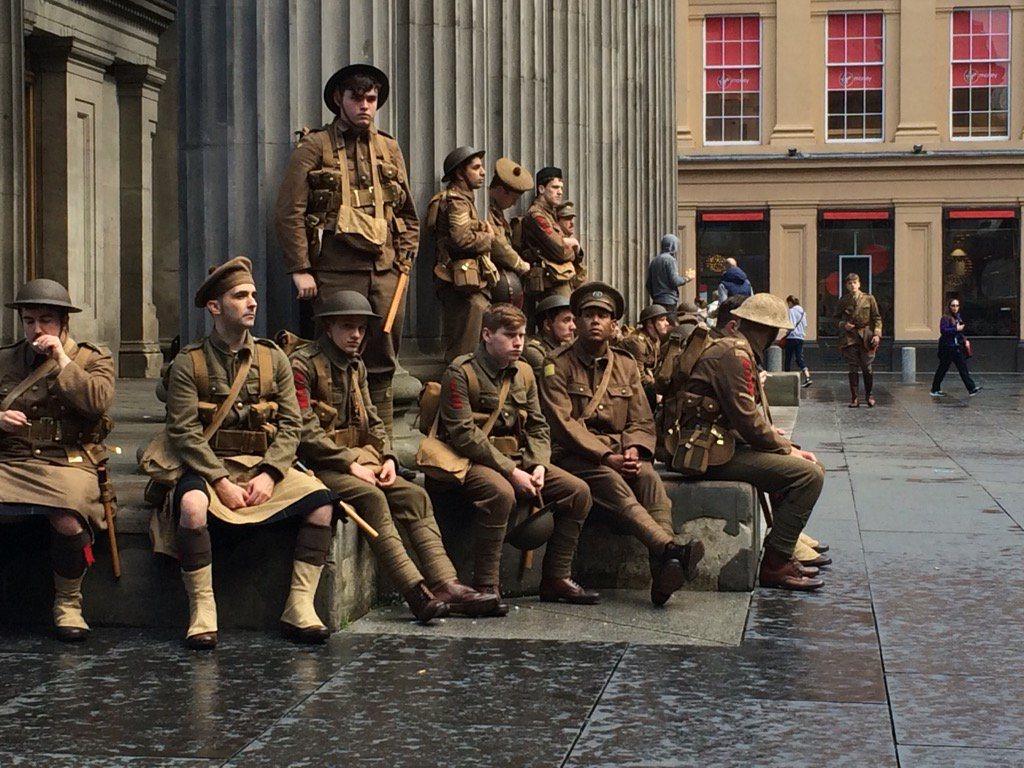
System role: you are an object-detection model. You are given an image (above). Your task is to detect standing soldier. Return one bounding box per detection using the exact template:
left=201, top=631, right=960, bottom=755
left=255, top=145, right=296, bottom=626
left=673, top=294, right=826, bottom=590
left=428, top=146, right=498, bottom=362
left=619, top=304, right=672, bottom=414
left=521, top=167, right=581, bottom=313
left=437, top=304, right=599, bottom=613
left=274, top=63, right=418, bottom=435
left=487, top=157, right=534, bottom=308
left=521, top=295, right=575, bottom=380
left=555, top=201, right=586, bottom=289
left=540, top=283, right=704, bottom=607
left=0, top=280, right=115, bottom=642
left=159, top=257, right=339, bottom=649
left=835, top=273, right=882, bottom=408
left=290, top=290, right=497, bottom=622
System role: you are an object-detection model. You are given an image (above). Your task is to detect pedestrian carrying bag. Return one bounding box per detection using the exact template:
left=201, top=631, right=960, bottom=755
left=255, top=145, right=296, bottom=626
left=415, top=373, right=511, bottom=484
left=332, top=137, right=388, bottom=255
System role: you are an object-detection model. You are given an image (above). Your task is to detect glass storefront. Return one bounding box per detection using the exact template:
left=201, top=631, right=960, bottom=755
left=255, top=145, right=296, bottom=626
left=816, top=211, right=894, bottom=338
left=943, top=210, right=1019, bottom=337
left=696, top=210, right=770, bottom=305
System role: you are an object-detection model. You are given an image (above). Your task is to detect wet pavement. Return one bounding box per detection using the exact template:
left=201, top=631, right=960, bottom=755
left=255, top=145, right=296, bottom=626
left=2, top=375, right=1024, bottom=766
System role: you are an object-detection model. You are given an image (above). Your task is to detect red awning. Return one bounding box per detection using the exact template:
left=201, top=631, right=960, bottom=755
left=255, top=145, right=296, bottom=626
left=948, top=209, right=1016, bottom=219
left=700, top=211, right=765, bottom=222
left=822, top=210, right=890, bottom=221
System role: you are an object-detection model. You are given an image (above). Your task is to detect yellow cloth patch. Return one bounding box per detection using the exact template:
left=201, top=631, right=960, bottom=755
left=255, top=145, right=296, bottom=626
left=544, top=363, right=556, bottom=377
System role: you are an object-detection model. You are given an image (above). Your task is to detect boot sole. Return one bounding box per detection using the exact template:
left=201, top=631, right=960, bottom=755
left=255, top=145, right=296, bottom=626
left=184, top=632, right=218, bottom=651
left=54, top=628, right=89, bottom=643
left=653, top=558, right=686, bottom=597
left=539, top=593, right=601, bottom=606
left=682, top=541, right=705, bottom=582
left=446, top=597, right=501, bottom=618
left=280, top=621, right=330, bottom=645
left=759, top=576, right=824, bottom=591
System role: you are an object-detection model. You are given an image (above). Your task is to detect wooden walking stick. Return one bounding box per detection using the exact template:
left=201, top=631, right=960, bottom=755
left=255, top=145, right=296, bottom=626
left=383, top=271, right=410, bottom=335
left=295, top=461, right=379, bottom=538
left=96, top=462, right=121, bottom=579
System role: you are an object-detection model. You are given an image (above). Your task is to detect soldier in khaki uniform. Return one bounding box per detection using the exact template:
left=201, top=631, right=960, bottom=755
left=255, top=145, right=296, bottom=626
left=157, top=258, right=339, bottom=649
left=540, top=283, right=704, bottom=607
left=677, top=293, right=826, bottom=590
left=835, top=273, right=882, bottom=408
left=618, top=304, right=671, bottom=414
left=290, top=291, right=497, bottom=622
left=487, top=157, right=534, bottom=308
left=521, top=167, right=582, bottom=313
left=428, top=146, right=498, bottom=362
left=273, top=63, right=418, bottom=433
left=521, top=295, right=575, bottom=380
left=0, top=280, right=115, bottom=641
left=437, top=304, right=599, bottom=613
left=555, top=201, right=586, bottom=289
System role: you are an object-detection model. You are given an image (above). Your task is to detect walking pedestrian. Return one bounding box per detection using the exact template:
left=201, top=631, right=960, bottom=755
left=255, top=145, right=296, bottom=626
left=784, top=295, right=812, bottom=387
left=646, top=234, right=695, bottom=314
left=930, top=298, right=981, bottom=397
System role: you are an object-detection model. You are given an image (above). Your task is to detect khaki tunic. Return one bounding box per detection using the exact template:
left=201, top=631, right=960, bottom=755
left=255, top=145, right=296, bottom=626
left=616, top=330, right=660, bottom=392
left=520, top=334, right=562, bottom=381
left=487, top=198, right=530, bottom=276
left=835, top=291, right=882, bottom=351
left=164, top=330, right=330, bottom=525
left=522, top=198, right=576, bottom=297
left=0, top=337, right=114, bottom=529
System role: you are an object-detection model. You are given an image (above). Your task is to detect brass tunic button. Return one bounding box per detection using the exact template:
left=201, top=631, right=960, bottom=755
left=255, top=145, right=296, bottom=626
left=598, top=404, right=605, bottom=411
left=33, top=449, right=41, bottom=455
left=235, top=402, right=243, bottom=410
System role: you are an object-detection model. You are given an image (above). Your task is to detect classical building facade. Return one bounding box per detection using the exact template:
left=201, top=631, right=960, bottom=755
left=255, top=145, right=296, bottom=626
left=177, top=1, right=677, bottom=360
left=0, top=0, right=177, bottom=376
left=676, top=0, right=1024, bottom=370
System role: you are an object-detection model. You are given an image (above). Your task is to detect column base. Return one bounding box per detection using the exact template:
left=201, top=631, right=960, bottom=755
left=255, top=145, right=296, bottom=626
left=118, top=341, right=163, bottom=378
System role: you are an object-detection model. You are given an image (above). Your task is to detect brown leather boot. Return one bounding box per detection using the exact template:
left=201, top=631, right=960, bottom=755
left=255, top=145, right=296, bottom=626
left=539, top=577, right=600, bottom=605
left=403, top=582, right=449, bottom=625
left=759, top=548, right=824, bottom=591
left=431, top=580, right=500, bottom=617
left=473, top=584, right=509, bottom=617
left=650, top=540, right=704, bottom=607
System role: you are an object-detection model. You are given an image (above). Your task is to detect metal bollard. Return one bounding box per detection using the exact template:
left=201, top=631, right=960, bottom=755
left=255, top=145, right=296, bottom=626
left=767, top=345, right=783, bottom=372
left=901, top=346, right=916, bottom=384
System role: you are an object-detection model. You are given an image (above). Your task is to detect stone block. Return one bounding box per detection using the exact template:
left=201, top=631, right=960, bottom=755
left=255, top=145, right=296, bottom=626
left=765, top=372, right=800, bottom=406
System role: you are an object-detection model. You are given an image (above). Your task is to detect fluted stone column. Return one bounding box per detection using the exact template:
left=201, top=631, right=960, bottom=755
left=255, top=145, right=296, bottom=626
left=113, top=63, right=165, bottom=377
left=0, top=0, right=25, bottom=343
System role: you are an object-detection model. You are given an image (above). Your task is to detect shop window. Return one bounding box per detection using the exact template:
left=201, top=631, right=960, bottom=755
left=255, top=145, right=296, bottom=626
left=943, top=210, right=1019, bottom=336
left=951, top=8, right=1010, bottom=139
left=704, top=15, right=761, bottom=144
left=696, top=211, right=769, bottom=305
left=817, top=211, right=894, bottom=338
left=826, top=12, right=884, bottom=141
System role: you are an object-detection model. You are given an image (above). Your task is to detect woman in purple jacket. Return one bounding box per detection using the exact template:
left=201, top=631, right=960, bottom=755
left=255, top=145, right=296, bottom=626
left=930, top=298, right=981, bottom=397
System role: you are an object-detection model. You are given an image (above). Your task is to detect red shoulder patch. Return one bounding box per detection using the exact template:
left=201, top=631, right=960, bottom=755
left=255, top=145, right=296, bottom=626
left=293, top=369, right=310, bottom=409
left=740, top=357, right=756, bottom=397
left=534, top=214, right=556, bottom=235
left=447, top=378, right=463, bottom=410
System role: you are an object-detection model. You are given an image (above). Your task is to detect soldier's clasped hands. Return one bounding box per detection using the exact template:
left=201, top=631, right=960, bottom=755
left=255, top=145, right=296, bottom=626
left=0, top=409, right=30, bottom=432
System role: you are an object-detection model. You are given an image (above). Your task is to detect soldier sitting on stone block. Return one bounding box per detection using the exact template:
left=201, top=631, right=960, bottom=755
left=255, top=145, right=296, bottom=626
left=0, top=279, right=116, bottom=642
left=434, top=303, right=599, bottom=614
left=540, top=282, right=705, bottom=608
left=289, top=290, right=498, bottom=624
left=150, top=257, right=340, bottom=650
left=521, top=294, right=575, bottom=381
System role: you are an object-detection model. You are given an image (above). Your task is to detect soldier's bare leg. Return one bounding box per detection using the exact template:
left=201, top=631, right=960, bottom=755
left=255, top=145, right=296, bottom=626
left=174, top=478, right=217, bottom=649
left=281, top=503, right=334, bottom=645
left=48, top=510, right=91, bottom=642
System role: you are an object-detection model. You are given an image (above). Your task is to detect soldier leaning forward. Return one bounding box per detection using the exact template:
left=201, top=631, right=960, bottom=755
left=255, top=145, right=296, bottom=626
left=617, top=304, right=671, bottom=415
left=835, top=273, right=882, bottom=408
left=521, top=167, right=581, bottom=311
left=0, top=280, right=115, bottom=642
left=273, top=63, right=418, bottom=432
left=429, top=146, right=499, bottom=363
left=289, top=291, right=498, bottom=622
left=540, top=282, right=704, bottom=608
left=436, top=304, right=599, bottom=613
left=487, top=157, right=534, bottom=309
left=149, top=257, right=340, bottom=650
left=521, top=294, right=575, bottom=381
left=670, top=293, right=826, bottom=591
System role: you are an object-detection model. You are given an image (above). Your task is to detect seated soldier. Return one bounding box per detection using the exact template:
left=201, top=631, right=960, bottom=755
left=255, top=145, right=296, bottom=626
left=159, top=257, right=339, bottom=649
left=540, top=282, right=704, bottom=607
left=618, top=304, right=671, bottom=413
left=290, top=291, right=497, bottom=622
left=678, top=293, right=826, bottom=590
left=0, top=280, right=115, bottom=642
left=521, top=294, right=575, bottom=380
left=437, top=304, right=599, bottom=613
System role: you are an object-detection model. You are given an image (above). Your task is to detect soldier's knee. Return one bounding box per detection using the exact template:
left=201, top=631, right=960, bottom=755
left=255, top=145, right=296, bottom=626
left=306, top=504, right=333, bottom=527
left=178, top=490, right=209, bottom=528
left=491, top=482, right=517, bottom=519
left=48, top=510, right=84, bottom=536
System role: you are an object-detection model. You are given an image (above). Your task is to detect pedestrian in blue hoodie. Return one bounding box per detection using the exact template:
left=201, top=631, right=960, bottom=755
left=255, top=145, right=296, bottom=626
left=646, top=234, right=695, bottom=313
left=716, top=258, right=753, bottom=303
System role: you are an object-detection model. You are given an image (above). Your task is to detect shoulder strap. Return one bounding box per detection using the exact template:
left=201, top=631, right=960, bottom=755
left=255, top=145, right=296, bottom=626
left=256, top=343, right=273, bottom=397
left=515, top=360, right=535, bottom=390
left=0, top=358, right=57, bottom=411
left=480, top=375, right=512, bottom=438
left=202, top=351, right=254, bottom=440
left=581, top=350, right=616, bottom=420
left=349, top=366, right=369, bottom=433
left=311, top=352, right=332, bottom=404
left=462, top=361, right=481, bottom=411
left=676, top=326, right=712, bottom=379
left=189, top=348, right=210, bottom=401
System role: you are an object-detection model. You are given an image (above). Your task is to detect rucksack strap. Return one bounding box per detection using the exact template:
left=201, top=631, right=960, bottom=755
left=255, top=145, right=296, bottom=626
left=581, top=350, right=615, bottom=421
left=189, top=348, right=209, bottom=401
left=256, top=343, right=273, bottom=398
left=311, top=352, right=333, bottom=405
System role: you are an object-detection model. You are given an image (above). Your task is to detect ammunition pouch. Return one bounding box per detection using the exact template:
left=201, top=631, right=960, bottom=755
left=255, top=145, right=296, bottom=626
left=669, top=392, right=735, bottom=477
left=334, top=204, right=388, bottom=255
left=209, top=429, right=269, bottom=456
left=313, top=400, right=339, bottom=431
left=544, top=260, right=576, bottom=286
left=488, top=435, right=520, bottom=458
left=330, top=425, right=362, bottom=449
left=248, top=401, right=278, bottom=428
left=525, top=263, right=547, bottom=294
left=451, top=257, right=483, bottom=293
left=3, top=414, right=111, bottom=453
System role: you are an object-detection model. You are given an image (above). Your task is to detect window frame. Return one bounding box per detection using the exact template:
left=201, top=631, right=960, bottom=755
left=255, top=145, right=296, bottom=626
left=702, top=14, right=762, bottom=146
left=949, top=7, right=1011, bottom=142
left=824, top=11, right=886, bottom=144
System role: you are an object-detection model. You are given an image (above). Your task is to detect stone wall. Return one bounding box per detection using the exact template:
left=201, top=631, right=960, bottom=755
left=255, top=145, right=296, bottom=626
left=178, top=0, right=678, bottom=350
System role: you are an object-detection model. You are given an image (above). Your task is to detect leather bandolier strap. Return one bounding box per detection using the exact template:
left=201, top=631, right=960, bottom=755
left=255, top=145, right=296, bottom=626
left=193, top=344, right=276, bottom=456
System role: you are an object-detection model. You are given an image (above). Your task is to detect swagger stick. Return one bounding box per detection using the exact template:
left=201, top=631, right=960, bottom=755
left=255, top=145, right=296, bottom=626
left=96, top=463, right=121, bottom=579
left=383, top=271, right=409, bottom=335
